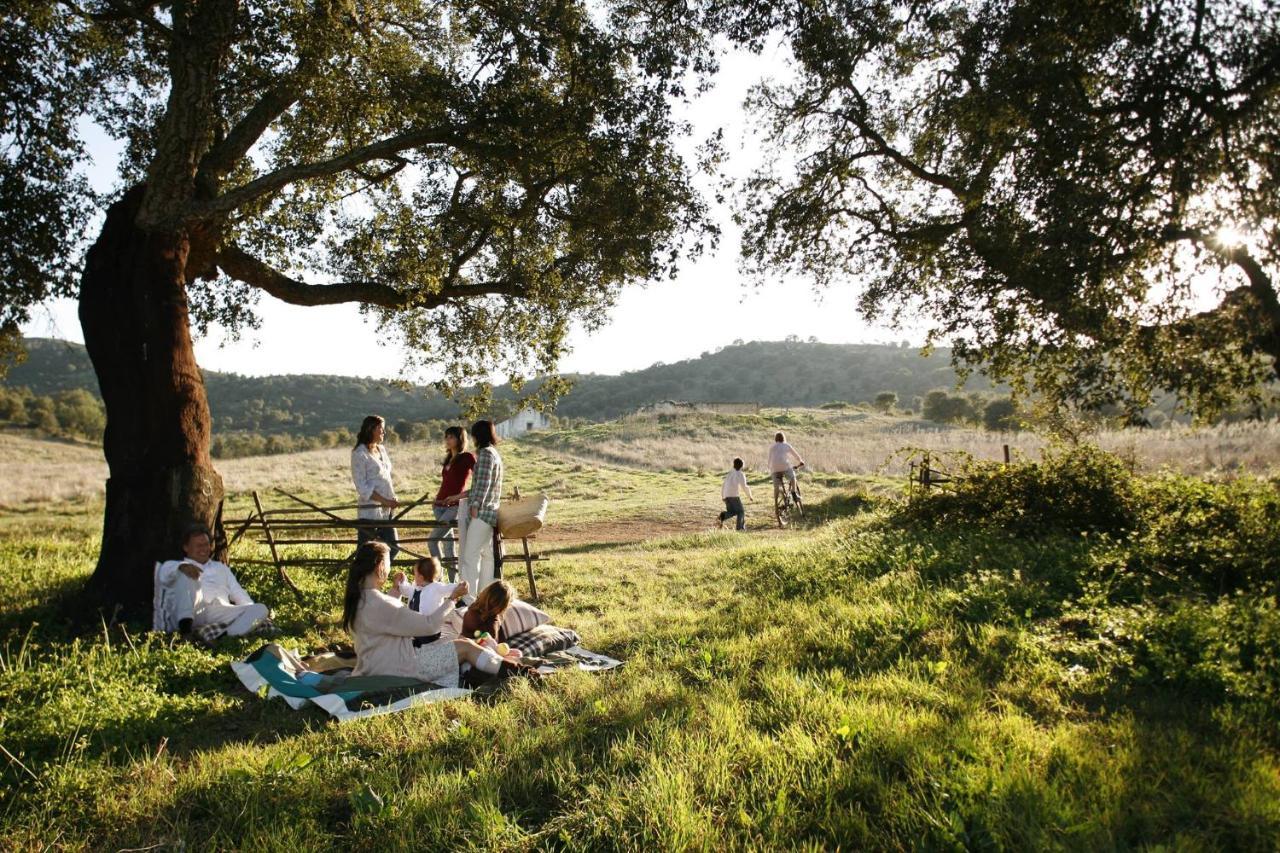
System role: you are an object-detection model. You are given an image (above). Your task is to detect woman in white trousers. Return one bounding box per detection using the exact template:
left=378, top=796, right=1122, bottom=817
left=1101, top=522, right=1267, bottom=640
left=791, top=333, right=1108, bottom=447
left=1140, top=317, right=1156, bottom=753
left=457, top=419, right=503, bottom=601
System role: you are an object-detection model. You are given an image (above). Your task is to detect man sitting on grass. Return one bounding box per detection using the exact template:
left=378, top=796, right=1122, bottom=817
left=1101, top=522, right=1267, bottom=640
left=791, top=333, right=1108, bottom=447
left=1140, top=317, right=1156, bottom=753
left=156, top=525, right=275, bottom=644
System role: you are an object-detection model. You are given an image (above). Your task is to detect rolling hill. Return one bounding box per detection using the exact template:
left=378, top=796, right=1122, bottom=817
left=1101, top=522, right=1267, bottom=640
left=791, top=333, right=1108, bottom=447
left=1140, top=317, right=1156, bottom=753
left=3, top=337, right=984, bottom=433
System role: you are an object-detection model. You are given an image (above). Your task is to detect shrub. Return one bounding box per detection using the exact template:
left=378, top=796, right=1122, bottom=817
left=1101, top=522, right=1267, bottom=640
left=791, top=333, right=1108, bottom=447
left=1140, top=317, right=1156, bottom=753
left=904, top=444, right=1142, bottom=538
left=923, top=389, right=978, bottom=424
left=982, top=397, right=1019, bottom=431
left=873, top=392, right=898, bottom=412
left=1130, top=477, right=1280, bottom=598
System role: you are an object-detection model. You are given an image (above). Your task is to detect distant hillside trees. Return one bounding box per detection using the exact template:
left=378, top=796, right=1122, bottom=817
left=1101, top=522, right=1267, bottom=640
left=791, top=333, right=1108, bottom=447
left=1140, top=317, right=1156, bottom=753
left=982, top=398, right=1021, bottom=432
left=923, top=391, right=980, bottom=425
left=0, top=386, right=105, bottom=441
left=922, top=390, right=1025, bottom=432
left=7, top=337, right=998, bottom=427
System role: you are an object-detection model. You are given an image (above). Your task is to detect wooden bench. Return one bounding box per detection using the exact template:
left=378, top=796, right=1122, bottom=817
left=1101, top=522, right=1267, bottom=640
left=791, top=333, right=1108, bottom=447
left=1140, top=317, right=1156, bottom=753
left=228, top=488, right=548, bottom=601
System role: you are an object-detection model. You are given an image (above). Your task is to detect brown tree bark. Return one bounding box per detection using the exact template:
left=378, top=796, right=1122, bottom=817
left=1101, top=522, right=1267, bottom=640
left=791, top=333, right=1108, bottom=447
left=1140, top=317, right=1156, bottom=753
left=79, top=184, right=226, bottom=615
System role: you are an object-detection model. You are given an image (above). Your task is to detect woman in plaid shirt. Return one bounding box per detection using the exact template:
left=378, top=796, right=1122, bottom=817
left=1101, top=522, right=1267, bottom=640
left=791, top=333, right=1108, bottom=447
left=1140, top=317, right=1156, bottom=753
left=458, top=419, right=503, bottom=600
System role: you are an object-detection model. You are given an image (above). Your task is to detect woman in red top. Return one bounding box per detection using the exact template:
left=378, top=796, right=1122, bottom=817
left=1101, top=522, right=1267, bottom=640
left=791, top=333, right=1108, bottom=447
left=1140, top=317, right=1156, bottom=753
left=429, top=425, right=476, bottom=564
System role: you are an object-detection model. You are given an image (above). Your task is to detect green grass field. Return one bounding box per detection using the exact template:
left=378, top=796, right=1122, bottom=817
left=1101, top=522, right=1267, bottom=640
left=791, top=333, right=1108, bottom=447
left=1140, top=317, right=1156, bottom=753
left=1, top=434, right=1278, bottom=849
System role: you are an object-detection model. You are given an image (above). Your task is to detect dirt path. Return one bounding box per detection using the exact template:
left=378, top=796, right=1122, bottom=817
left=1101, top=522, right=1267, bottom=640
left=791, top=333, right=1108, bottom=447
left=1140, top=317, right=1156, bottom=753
left=535, top=512, right=792, bottom=554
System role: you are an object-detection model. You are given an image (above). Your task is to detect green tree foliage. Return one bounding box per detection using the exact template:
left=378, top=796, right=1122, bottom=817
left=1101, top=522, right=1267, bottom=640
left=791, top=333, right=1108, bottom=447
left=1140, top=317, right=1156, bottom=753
left=7, top=336, right=998, bottom=426
left=873, top=391, right=898, bottom=412
left=923, top=390, right=978, bottom=425
left=983, top=397, right=1020, bottom=432
left=0, top=385, right=105, bottom=440
left=1, top=0, right=713, bottom=397
left=734, top=0, right=1280, bottom=420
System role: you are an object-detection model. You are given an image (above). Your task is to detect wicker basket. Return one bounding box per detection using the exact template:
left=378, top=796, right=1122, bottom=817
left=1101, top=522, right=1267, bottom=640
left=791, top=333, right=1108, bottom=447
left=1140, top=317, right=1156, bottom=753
left=497, top=492, right=549, bottom=539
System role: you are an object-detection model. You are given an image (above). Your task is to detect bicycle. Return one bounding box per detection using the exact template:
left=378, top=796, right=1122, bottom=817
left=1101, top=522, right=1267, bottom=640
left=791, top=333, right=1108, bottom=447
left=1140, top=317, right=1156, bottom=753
left=772, top=463, right=805, bottom=528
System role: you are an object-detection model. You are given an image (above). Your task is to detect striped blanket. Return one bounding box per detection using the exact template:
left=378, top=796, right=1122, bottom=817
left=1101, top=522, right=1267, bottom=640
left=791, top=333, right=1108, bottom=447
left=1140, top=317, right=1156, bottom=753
left=232, top=642, right=622, bottom=722
left=231, top=644, right=471, bottom=722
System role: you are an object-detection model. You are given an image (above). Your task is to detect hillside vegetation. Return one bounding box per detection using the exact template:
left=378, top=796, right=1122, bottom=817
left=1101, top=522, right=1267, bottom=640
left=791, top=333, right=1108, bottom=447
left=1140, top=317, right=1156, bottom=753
left=0, top=438, right=1277, bottom=848
left=3, top=337, right=987, bottom=431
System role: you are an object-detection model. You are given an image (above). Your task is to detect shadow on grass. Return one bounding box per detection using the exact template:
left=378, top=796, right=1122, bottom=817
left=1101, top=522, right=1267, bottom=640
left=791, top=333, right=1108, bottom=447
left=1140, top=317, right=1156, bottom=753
left=796, top=490, right=876, bottom=525
left=541, top=539, right=639, bottom=557
left=86, top=677, right=691, bottom=849
left=0, top=572, right=96, bottom=641
left=69, top=649, right=1280, bottom=851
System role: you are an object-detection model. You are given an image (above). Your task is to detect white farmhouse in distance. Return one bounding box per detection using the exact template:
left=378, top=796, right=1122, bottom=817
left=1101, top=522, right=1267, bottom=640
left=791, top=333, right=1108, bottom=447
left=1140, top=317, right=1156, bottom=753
left=496, top=407, right=553, bottom=439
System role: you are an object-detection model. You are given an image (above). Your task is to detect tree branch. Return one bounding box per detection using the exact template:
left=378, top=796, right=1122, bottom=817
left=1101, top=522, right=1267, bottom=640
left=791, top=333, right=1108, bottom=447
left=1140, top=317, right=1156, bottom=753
left=215, top=243, right=525, bottom=308
left=58, top=0, right=173, bottom=38
left=841, top=88, right=969, bottom=198
left=184, top=124, right=482, bottom=225
left=197, top=69, right=315, bottom=183
left=1162, top=226, right=1280, bottom=361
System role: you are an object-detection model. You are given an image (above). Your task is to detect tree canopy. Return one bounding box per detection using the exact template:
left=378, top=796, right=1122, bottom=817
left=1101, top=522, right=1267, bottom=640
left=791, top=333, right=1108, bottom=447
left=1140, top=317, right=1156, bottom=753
left=2, top=0, right=713, bottom=396
left=734, top=0, right=1280, bottom=419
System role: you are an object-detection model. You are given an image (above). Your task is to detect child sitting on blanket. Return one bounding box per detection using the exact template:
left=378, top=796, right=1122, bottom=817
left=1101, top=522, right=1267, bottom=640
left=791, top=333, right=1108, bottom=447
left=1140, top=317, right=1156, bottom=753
left=393, top=557, right=463, bottom=615
left=461, top=579, right=515, bottom=643
left=391, top=557, right=467, bottom=647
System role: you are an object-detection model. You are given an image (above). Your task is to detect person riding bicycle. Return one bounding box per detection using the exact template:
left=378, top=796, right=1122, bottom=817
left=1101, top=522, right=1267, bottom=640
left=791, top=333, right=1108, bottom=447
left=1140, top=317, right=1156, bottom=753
left=768, top=431, right=806, bottom=496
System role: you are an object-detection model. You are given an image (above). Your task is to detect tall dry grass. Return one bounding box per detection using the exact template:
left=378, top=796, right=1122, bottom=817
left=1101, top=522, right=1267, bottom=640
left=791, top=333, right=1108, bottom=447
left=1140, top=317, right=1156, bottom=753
left=526, top=415, right=1280, bottom=479
left=0, top=434, right=106, bottom=505
left=3, top=417, right=1278, bottom=508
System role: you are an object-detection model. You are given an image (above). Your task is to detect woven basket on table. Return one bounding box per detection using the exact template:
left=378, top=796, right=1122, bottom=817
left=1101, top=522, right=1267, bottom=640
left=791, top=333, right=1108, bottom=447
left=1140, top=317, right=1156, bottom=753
left=497, top=492, right=549, bottom=538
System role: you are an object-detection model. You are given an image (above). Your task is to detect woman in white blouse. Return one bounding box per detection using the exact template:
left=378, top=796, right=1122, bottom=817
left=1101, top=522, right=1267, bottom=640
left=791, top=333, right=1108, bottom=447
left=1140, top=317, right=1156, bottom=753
left=351, top=415, right=400, bottom=559
left=344, top=541, right=535, bottom=686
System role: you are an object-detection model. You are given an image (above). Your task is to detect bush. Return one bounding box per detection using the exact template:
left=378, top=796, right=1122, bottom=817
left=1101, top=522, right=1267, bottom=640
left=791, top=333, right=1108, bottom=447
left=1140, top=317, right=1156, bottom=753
left=873, top=391, right=898, bottom=412
left=904, top=445, right=1280, bottom=600
left=905, top=444, right=1142, bottom=538
left=982, top=396, right=1019, bottom=431
left=1130, top=477, right=1280, bottom=598
left=923, top=389, right=978, bottom=424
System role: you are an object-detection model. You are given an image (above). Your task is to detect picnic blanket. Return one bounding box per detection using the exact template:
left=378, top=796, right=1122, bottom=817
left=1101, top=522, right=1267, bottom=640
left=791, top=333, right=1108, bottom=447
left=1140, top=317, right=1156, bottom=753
left=231, top=643, right=471, bottom=722
left=232, top=641, right=624, bottom=722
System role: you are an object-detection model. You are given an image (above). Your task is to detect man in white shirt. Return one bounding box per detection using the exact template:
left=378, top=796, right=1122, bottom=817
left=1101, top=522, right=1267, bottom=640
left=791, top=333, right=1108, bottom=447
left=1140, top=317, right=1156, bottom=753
left=156, top=526, right=271, bottom=641
left=768, top=431, right=806, bottom=493
left=718, top=457, right=754, bottom=531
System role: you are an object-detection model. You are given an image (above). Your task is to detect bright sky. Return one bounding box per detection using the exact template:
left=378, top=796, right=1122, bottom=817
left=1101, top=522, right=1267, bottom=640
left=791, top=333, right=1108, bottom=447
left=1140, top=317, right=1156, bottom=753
left=19, top=44, right=921, bottom=382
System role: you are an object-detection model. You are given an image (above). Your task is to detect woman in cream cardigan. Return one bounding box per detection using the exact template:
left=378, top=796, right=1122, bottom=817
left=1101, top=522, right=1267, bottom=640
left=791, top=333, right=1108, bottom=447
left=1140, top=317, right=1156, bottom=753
left=343, top=541, right=532, bottom=685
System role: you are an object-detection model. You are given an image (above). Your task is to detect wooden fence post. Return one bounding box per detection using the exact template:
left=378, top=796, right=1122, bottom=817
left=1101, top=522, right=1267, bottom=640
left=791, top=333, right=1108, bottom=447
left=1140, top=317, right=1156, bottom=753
left=522, top=537, right=539, bottom=601
left=254, top=491, right=304, bottom=602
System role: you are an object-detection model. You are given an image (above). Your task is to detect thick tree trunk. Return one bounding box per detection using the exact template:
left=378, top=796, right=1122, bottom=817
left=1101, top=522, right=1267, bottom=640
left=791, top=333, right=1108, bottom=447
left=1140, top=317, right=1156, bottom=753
left=80, top=184, right=226, bottom=615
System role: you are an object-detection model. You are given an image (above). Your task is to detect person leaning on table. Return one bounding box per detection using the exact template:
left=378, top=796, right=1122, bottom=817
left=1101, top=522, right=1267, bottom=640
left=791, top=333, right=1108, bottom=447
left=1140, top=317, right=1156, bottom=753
left=351, top=414, right=401, bottom=559
left=457, top=419, right=503, bottom=602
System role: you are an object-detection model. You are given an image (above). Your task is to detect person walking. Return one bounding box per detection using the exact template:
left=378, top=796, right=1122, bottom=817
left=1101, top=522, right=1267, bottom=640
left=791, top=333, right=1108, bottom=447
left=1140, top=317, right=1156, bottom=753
left=718, top=457, right=753, bottom=531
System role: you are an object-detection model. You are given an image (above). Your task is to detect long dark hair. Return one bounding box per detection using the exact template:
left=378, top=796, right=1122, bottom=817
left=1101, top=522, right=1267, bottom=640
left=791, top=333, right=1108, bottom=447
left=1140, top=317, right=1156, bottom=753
left=471, top=419, right=497, bottom=450
left=355, top=415, right=384, bottom=449
left=442, top=425, right=468, bottom=467
left=470, top=579, right=513, bottom=624
left=342, top=541, right=390, bottom=632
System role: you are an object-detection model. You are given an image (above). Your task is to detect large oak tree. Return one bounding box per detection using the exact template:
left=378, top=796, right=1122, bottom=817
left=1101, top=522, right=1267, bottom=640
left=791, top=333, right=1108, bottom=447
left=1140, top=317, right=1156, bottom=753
left=2, top=0, right=711, bottom=611
left=731, top=0, right=1280, bottom=419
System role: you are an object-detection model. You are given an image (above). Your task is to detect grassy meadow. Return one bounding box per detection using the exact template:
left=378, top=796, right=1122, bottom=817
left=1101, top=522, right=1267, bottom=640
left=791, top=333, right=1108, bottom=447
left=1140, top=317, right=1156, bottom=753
left=1, top=413, right=1278, bottom=849
left=524, top=409, right=1280, bottom=478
